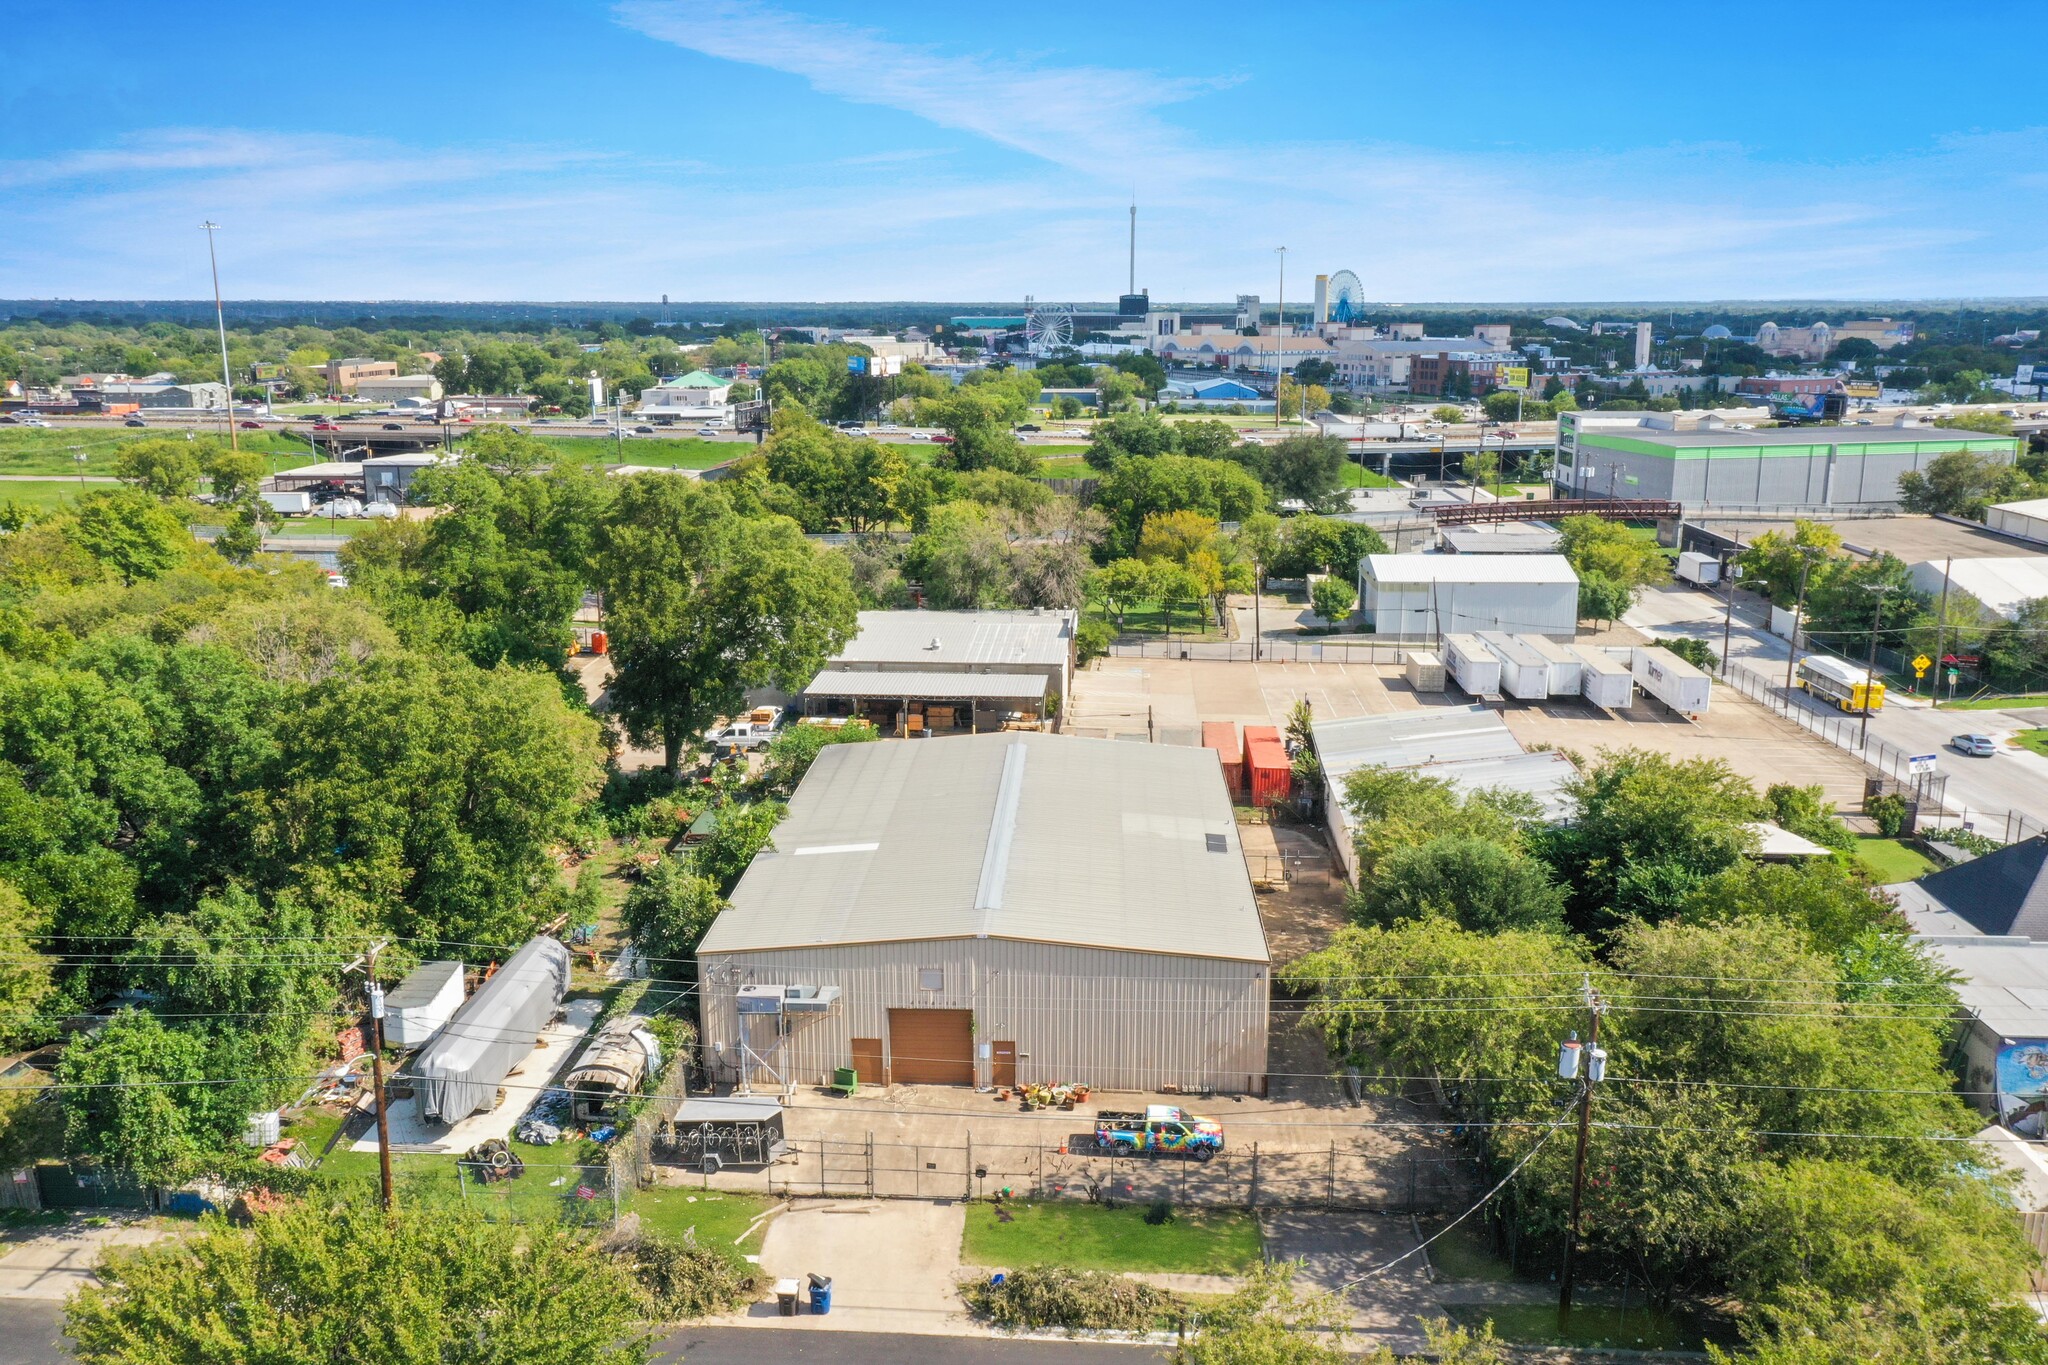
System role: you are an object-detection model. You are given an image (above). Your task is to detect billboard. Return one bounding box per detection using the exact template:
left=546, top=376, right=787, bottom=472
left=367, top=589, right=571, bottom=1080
left=1997, top=1041, right=2048, bottom=1135
left=1499, top=366, right=1531, bottom=390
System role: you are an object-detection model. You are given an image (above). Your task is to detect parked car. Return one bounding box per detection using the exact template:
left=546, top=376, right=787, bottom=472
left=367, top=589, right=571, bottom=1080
left=703, top=706, right=784, bottom=756
left=381, top=422, right=404, bottom=430
left=123, top=417, right=148, bottom=427
left=1093, top=1105, right=1223, bottom=1161
left=1952, top=733, right=1998, bottom=757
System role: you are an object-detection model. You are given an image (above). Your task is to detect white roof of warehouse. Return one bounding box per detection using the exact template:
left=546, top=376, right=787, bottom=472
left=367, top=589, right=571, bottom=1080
left=1433, top=751, right=1577, bottom=821
left=1743, top=822, right=1833, bottom=859
left=1918, top=937, right=2048, bottom=1040
left=805, top=669, right=1048, bottom=700
left=1364, top=554, right=1578, bottom=585
left=1991, top=497, right=2048, bottom=520
left=699, top=733, right=1267, bottom=963
left=1312, top=707, right=1524, bottom=778
left=833, top=610, right=1074, bottom=669
left=1911, top=558, right=2048, bottom=622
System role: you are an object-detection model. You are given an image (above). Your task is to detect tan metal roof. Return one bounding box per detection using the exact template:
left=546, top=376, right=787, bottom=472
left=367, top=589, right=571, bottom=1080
left=698, top=733, right=1267, bottom=963
left=835, top=610, right=1073, bottom=669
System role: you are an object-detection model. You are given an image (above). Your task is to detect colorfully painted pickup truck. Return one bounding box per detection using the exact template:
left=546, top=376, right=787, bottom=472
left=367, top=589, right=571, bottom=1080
left=1092, top=1105, right=1223, bottom=1160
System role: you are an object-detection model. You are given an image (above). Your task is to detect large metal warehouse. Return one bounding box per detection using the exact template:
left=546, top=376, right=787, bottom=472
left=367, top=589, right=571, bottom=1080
left=1357, top=554, right=1579, bottom=639
left=1555, top=409, right=2021, bottom=509
left=696, top=732, right=1271, bottom=1095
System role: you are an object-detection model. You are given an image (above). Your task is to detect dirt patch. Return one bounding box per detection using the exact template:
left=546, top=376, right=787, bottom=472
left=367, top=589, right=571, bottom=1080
left=1240, top=819, right=1348, bottom=966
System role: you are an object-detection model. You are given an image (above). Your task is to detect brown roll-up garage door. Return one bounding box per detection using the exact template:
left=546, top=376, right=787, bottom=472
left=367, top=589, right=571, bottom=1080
left=888, top=1008, right=974, bottom=1085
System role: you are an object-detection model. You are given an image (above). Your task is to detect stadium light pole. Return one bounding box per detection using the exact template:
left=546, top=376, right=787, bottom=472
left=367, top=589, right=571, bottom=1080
left=1859, top=583, right=1889, bottom=752
left=1273, top=247, right=1286, bottom=430
left=201, top=222, right=238, bottom=451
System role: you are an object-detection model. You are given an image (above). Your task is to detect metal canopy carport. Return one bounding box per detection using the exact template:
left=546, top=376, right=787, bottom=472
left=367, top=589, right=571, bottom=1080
left=802, top=669, right=1049, bottom=734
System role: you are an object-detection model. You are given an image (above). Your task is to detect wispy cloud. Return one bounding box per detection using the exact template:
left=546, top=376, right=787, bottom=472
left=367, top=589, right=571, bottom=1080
left=613, top=0, right=1227, bottom=179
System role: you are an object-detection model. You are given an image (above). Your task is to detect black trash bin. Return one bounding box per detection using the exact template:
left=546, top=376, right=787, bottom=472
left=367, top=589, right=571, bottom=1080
left=808, top=1273, right=833, bottom=1316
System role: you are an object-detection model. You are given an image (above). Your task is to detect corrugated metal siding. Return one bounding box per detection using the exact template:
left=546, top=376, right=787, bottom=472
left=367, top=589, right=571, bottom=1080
left=699, top=939, right=1268, bottom=1095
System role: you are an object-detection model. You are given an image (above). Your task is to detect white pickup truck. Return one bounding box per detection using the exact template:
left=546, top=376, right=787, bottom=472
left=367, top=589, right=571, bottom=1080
left=704, top=706, right=784, bottom=756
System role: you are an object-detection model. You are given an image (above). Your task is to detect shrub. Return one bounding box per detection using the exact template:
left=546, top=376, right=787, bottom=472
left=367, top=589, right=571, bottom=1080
left=963, top=1265, right=1184, bottom=1332
left=1931, top=828, right=2005, bottom=857
left=1664, top=637, right=1719, bottom=672
left=1865, top=791, right=1910, bottom=838
left=1076, top=617, right=1114, bottom=665
left=1144, top=1200, right=1176, bottom=1226
left=609, top=1232, right=755, bottom=1320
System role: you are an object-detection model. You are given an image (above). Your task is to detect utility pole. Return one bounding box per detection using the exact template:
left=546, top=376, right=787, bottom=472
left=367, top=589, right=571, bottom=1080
left=1783, top=546, right=1821, bottom=694
left=345, top=940, right=395, bottom=1211
left=1859, top=583, right=1888, bottom=752
left=1719, top=550, right=1742, bottom=671
left=1929, top=556, right=1952, bottom=710
left=201, top=222, right=239, bottom=451
left=1557, top=980, right=1607, bottom=1336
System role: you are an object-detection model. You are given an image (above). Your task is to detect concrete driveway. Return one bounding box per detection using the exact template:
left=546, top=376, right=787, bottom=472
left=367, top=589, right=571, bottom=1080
left=0, top=1215, right=166, bottom=1300
left=716, top=1199, right=969, bottom=1335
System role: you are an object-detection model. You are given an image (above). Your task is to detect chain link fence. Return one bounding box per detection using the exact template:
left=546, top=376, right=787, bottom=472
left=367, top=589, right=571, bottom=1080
left=753, top=1133, right=1478, bottom=1213
left=1107, top=639, right=1425, bottom=664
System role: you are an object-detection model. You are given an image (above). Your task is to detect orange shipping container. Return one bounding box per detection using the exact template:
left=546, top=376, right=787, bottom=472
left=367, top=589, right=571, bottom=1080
left=1201, top=721, right=1244, bottom=798
left=1246, top=737, right=1291, bottom=807
left=1242, top=724, right=1281, bottom=749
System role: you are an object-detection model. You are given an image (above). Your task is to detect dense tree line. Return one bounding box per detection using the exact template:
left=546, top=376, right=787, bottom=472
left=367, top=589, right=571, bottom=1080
left=1289, top=750, right=2042, bottom=1361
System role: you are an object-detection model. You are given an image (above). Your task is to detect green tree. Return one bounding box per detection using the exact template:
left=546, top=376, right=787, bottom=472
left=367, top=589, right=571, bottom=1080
left=203, top=446, right=270, bottom=505
left=691, top=799, right=785, bottom=895
left=1095, top=455, right=1265, bottom=558
left=70, top=488, right=191, bottom=585
left=1269, top=516, right=1386, bottom=582
left=1339, top=765, right=1539, bottom=878
left=621, top=856, right=726, bottom=973
left=1308, top=574, right=1354, bottom=625
left=1897, top=448, right=2028, bottom=517
left=1556, top=515, right=1667, bottom=590
left=1431, top=405, right=1463, bottom=424
left=1088, top=558, right=1161, bottom=628
left=597, top=478, right=858, bottom=773
left=1246, top=434, right=1349, bottom=512
left=258, top=654, right=604, bottom=945
left=1983, top=597, right=2048, bottom=690
left=56, top=1011, right=221, bottom=1183
left=1083, top=410, right=1177, bottom=471
left=1802, top=553, right=1928, bottom=657
left=67, top=1197, right=652, bottom=1365
left=1738, top=521, right=1842, bottom=607
left=1354, top=836, right=1566, bottom=934
left=1538, top=748, right=1763, bottom=934
left=0, top=881, right=54, bottom=1051
left=906, top=501, right=1017, bottom=609
left=112, top=437, right=203, bottom=499
left=1577, top=569, right=1635, bottom=627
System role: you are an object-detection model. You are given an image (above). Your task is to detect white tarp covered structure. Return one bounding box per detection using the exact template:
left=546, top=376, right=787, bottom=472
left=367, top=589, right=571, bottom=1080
left=408, top=938, right=570, bottom=1123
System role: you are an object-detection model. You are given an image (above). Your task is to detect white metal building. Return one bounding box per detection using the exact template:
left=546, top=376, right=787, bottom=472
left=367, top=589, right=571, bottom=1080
left=1988, top=498, right=2048, bottom=548
left=696, top=733, right=1271, bottom=1095
left=1909, top=557, right=2048, bottom=623
left=807, top=609, right=1076, bottom=715
left=1357, top=554, right=1579, bottom=640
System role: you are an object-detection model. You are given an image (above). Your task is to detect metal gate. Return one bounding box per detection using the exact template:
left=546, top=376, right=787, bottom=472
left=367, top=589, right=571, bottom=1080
left=35, top=1163, right=153, bottom=1211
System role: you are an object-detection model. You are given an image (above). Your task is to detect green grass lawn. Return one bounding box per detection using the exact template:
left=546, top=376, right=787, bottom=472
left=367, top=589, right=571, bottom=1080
left=0, top=479, right=91, bottom=512
left=1417, top=1218, right=1517, bottom=1283
left=0, top=427, right=316, bottom=477
left=1854, top=836, right=1940, bottom=883
left=2014, top=729, right=2048, bottom=758
left=1340, top=463, right=1402, bottom=489
left=1037, top=456, right=1093, bottom=478
left=1942, top=693, right=2048, bottom=711
left=961, top=1201, right=1262, bottom=1275
left=631, top=1188, right=777, bottom=1251
left=1087, top=601, right=1226, bottom=638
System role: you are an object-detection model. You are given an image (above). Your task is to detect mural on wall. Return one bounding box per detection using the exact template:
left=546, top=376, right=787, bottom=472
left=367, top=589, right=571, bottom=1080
left=1997, top=1041, right=2048, bottom=1135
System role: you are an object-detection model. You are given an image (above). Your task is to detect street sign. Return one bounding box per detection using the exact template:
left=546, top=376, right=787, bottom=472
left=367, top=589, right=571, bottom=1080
left=1948, top=668, right=1961, bottom=683
left=1912, top=653, right=1931, bottom=677
left=1908, top=754, right=1938, bottom=775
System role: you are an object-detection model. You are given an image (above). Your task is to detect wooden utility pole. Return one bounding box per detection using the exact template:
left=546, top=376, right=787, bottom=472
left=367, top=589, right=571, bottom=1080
left=1558, top=981, right=1605, bottom=1336
left=347, top=940, right=396, bottom=1211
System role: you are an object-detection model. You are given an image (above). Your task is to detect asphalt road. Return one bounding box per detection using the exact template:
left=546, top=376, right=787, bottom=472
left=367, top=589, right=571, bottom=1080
left=1626, top=582, right=2048, bottom=830
left=0, top=1300, right=1168, bottom=1363
left=0, top=1300, right=70, bottom=1365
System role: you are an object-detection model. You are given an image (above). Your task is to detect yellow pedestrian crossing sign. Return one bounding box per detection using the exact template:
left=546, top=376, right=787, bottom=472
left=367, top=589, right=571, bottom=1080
left=1912, top=654, right=1931, bottom=677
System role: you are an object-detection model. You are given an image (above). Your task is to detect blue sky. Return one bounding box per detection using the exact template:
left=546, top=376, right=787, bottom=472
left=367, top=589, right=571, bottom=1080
left=3, top=0, right=2045, bottom=302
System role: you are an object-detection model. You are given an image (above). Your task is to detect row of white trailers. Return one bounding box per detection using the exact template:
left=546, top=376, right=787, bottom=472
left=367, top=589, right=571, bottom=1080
left=1408, top=633, right=1713, bottom=716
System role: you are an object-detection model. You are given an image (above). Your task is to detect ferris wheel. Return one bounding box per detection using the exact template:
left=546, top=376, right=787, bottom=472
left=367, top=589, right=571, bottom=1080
left=1325, top=269, right=1365, bottom=325
left=1024, top=301, right=1075, bottom=352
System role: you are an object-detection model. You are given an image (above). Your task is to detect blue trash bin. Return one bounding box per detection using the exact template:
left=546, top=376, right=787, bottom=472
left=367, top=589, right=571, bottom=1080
left=808, top=1273, right=833, bottom=1315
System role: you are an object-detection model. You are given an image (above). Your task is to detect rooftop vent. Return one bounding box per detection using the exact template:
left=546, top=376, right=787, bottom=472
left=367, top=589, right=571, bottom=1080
left=1205, top=833, right=1228, bottom=853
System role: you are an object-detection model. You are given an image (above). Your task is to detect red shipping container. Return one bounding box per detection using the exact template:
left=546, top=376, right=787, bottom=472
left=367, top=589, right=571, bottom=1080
left=1201, top=721, right=1244, bottom=798
left=1246, top=737, right=1291, bottom=807
left=1242, top=724, right=1281, bottom=748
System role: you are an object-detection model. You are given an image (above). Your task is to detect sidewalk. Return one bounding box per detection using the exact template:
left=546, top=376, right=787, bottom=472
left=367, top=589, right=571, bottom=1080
left=0, top=1214, right=166, bottom=1301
